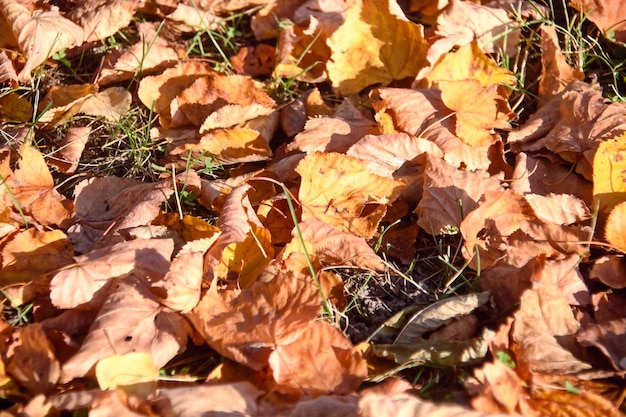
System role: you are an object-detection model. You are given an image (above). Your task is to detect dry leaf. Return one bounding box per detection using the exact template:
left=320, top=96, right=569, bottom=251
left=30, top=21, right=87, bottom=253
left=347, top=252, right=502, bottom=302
left=296, top=152, right=405, bottom=238
left=8, top=144, right=74, bottom=228
left=416, top=156, right=502, bottom=235
left=326, top=0, right=428, bottom=95
left=95, top=352, right=159, bottom=390
left=50, top=238, right=174, bottom=310
left=61, top=275, right=190, bottom=383
left=539, top=25, right=585, bottom=100
left=570, top=0, right=626, bottom=43
left=0, top=228, right=74, bottom=283
left=0, top=1, right=84, bottom=82
left=47, top=126, right=91, bottom=174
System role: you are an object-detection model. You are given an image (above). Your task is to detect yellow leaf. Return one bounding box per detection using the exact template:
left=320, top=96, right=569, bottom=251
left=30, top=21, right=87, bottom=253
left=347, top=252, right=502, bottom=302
left=440, top=80, right=513, bottom=147
left=295, top=152, right=405, bottom=238
left=593, top=135, right=626, bottom=214
left=327, top=0, right=428, bottom=95
left=605, top=202, right=626, bottom=252
left=418, top=42, right=517, bottom=89
left=96, top=352, right=159, bottom=390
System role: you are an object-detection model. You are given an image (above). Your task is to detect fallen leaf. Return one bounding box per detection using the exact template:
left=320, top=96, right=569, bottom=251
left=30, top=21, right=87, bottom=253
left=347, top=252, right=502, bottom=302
left=288, top=99, right=379, bottom=153
left=577, top=291, right=626, bottom=370
left=417, top=42, right=517, bottom=89
left=152, top=382, right=261, bottom=417
left=593, top=135, right=626, bottom=215
left=95, top=352, right=159, bottom=390
left=0, top=91, right=32, bottom=122
left=8, top=144, right=74, bottom=228
left=512, top=285, right=591, bottom=375
left=65, top=0, right=143, bottom=42
left=50, top=238, right=174, bottom=310
left=47, top=126, right=91, bottom=174
left=281, top=217, right=386, bottom=271
left=429, top=0, right=520, bottom=56
left=187, top=270, right=322, bottom=372
left=590, top=255, right=626, bottom=288
left=570, top=0, right=626, bottom=43
left=508, top=81, right=626, bottom=180
left=0, top=1, right=84, bottom=81
left=416, top=156, right=503, bottom=235
left=326, top=0, right=429, bottom=94
left=0, top=228, right=74, bottom=283
left=61, top=275, right=190, bottom=383
left=539, top=25, right=585, bottom=100
left=296, top=152, right=405, bottom=238
left=269, top=320, right=367, bottom=395
left=7, top=324, right=60, bottom=394
left=231, top=43, right=276, bottom=77
left=68, top=176, right=175, bottom=253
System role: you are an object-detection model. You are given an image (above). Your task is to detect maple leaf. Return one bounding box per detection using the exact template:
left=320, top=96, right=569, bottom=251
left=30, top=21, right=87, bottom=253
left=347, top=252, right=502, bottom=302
left=7, top=144, right=74, bottom=228
left=326, top=0, right=429, bottom=95
left=296, top=152, right=405, bottom=238
left=0, top=1, right=84, bottom=82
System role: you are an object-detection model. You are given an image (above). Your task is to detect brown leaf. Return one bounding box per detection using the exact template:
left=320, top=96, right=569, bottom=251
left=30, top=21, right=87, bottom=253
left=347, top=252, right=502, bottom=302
left=7, top=324, right=60, bottom=394
left=287, top=99, right=379, bottom=153
left=47, top=126, right=90, bottom=174
left=512, top=285, right=591, bottom=375
left=508, top=81, right=626, bottom=180
left=152, top=382, right=261, bottom=417
left=570, top=0, right=626, bottom=43
left=50, top=238, right=174, bottom=309
left=231, top=43, right=276, bottom=77
left=65, top=0, right=143, bottom=42
left=61, top=275, right=190, bottom=383
left=590, top=255, right=626, bottom=288
left=0, top=1, right=84, bottom=82
left=577, top=291, right=626, bottom=370
left=372, top=87, right=496, bottom=170
left=68, top=176, right=175, bottom=253
left=430, top=0, right=520, bottom=56
left=416, top=156, right=503, bottom=235
left=281, top=217, right=386, bottom=271
left=539, top=25, right=585, bottom=100
left=296, top=152, right=405, bottom=238
left=154, top=237, right=217, bottom=313
left=1, top=229, right=74, bottom=283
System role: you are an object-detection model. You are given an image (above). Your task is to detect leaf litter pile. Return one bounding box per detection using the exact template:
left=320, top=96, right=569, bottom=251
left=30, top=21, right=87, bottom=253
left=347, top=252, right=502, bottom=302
left=1, top=0, right=626, bottom=415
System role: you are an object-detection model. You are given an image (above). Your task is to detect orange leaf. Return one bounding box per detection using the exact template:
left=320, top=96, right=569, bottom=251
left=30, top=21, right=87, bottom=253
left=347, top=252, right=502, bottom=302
left=269, top=321, right=367, bottom=395
left=1, top=228, right=73, bottom=283
left=8, top=145, right=74, bottom=227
